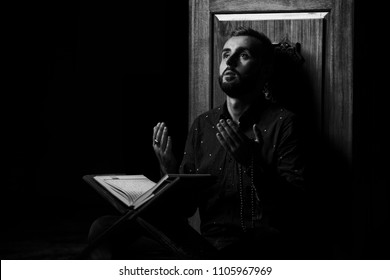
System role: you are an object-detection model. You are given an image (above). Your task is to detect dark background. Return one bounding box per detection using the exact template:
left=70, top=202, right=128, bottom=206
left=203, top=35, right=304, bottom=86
left=2, top=0, right=189, bottom=258
left=2, top=1, right=389, bottom=259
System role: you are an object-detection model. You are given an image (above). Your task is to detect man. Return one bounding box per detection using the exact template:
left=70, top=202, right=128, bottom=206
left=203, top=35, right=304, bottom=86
left=88, top=27, right=305, bottom=260
left=153, top=27, right=305, bottom=259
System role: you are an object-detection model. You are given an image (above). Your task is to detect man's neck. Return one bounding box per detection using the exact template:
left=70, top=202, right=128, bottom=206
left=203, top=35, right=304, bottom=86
left=226, top=96, right=253, bottom=123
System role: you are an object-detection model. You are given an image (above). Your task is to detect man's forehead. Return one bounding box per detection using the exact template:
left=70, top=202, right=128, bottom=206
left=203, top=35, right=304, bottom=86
left=222, top=35, right=261, bottom=51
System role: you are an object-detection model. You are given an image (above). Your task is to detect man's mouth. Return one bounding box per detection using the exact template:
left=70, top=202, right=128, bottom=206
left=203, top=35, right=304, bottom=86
left=222, top=69, right=238, bottom=82
left=224, top=75, right=236, bottom=82
left=223, top=70, right=237, bottom=76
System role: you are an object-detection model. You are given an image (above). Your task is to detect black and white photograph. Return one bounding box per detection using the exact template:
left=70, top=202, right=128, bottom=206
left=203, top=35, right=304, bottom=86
left=2, top=0, right=389, bottom=272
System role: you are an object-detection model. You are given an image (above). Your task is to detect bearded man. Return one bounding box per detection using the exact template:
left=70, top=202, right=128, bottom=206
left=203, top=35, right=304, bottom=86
left=153, top=27, right=305, bottom=259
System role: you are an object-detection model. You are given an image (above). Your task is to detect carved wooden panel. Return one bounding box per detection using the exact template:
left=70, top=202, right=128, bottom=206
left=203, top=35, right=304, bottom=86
left=189, top=0, right=354, bottom=234
left=212, top=13, right=326, bottom=131
left=189, top=0, right=354, bottom=163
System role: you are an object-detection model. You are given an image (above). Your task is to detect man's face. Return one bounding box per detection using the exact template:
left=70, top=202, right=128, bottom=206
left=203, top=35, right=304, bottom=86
left=219, top=35, right=263, bottom=98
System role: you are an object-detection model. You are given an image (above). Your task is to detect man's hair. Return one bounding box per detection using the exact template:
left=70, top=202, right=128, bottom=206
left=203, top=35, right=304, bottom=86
left=229, top=26, right=273, bottom=68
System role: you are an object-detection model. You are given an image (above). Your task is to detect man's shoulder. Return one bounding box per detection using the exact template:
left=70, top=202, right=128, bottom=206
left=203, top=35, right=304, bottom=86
left=268, top=102, right=295, bottom=115
left=262, top=102, right=297, bottom=123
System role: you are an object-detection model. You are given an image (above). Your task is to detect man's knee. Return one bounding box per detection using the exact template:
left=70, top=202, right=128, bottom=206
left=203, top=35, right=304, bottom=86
left=88, top=215, right=120, bottom=242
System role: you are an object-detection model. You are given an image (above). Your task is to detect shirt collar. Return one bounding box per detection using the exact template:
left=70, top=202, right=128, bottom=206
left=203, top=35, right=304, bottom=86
left=219, top=96, right=268, bottom=129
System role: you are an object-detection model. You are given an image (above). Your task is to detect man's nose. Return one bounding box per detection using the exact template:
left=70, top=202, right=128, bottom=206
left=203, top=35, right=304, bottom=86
left=226, top=53, right=238, bottom=67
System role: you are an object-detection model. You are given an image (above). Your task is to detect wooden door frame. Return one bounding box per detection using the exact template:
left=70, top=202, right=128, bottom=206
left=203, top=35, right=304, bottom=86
left=189, top=0, right=354, bottom=165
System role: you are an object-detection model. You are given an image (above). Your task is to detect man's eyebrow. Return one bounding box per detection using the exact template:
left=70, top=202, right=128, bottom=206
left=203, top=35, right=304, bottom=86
left=221, top=46, right=251, bottom=53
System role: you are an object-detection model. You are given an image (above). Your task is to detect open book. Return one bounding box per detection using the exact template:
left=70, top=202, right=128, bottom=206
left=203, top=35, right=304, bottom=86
left=85, top=173, right=212, bottom=211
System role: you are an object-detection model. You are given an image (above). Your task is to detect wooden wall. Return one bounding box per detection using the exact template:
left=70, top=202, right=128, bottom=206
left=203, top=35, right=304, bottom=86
left=189, top=0, right=389, bottom=259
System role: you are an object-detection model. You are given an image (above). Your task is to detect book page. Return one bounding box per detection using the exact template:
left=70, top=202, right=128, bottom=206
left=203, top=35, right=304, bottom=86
left=94, top=175, right=156, bottom=207
left=92, top=173, right=212, bottom=208
left=105, top=177, right=155, bottom=203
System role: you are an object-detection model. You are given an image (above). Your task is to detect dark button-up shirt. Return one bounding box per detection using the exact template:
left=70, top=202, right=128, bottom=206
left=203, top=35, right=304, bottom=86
left=179, top=98, right=304, bottom=250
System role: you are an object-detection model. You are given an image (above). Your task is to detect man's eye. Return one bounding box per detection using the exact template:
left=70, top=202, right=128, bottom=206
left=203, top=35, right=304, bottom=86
left=222, top=53, right=230, bottom=59
left=240, top=53, right=250, bottom=59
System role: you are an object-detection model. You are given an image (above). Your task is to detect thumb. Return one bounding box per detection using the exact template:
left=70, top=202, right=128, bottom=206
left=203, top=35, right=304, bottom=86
left=253, top=124, right=263, bottom=144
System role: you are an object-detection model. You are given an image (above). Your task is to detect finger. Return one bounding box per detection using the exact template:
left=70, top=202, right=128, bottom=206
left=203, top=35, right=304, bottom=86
left=160, top=126, right=169, bottom=151
left=153, top=122, right=160, bottom=145
left=226, top=119, right=245, bottom=142
left=218, top=119, right=240, bottom=146
left=155, top=122, right=165, bottom=145
left=216, top=132, right=232, bottom=153
left=253, top=124, right=263, bottom=144
left=216, top=122, right=236, bottom=149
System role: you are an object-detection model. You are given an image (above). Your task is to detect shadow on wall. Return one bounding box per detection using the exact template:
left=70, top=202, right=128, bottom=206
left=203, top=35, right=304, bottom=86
left=269, top=39, right=355, bottom=259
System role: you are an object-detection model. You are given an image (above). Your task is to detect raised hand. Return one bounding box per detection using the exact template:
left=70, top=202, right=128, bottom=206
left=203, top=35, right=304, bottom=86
left=153, top=122, right=178, bottom=174
left=216, top=119, right=262, bottom=165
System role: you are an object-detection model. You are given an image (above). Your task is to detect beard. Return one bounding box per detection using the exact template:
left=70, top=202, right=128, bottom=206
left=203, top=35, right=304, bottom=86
left=218, top=70, right=259, bottom=98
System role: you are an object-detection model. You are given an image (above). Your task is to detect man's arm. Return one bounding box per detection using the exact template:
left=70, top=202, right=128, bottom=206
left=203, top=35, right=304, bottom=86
left=152, top=121, right=199, bottom=218
left=275, top=114, right=305, bottom=191
left=266, top=113, right=306, bottom=232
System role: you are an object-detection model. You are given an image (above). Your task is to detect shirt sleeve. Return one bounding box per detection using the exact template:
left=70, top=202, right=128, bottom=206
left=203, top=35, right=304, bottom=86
left=269, top=113, right=306, bottom=231
left=276, top=113, right=305, bottom=191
